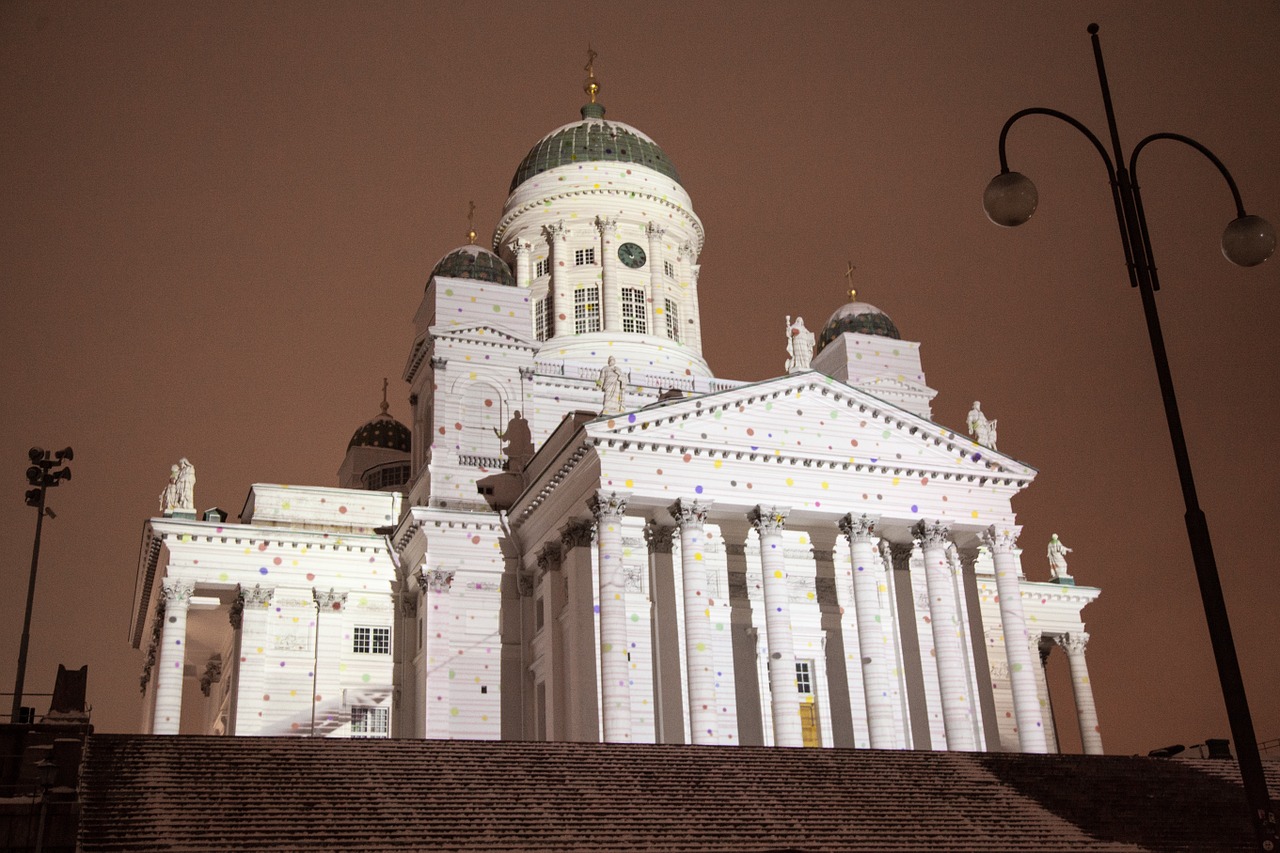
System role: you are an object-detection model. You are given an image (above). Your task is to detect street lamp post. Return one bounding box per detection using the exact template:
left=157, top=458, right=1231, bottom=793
left=984, top=24, right=1277, bottom=851
left=11, top=447, right=74, bottom=725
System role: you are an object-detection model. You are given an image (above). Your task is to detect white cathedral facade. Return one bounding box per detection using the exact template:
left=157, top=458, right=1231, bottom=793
left=129, top=75, right=1104, bottom=755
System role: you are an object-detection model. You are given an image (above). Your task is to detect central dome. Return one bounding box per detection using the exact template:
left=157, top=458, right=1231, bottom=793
left=509, top=103, right=681, bottom=194
left=430, top=245, right=515, bottom=288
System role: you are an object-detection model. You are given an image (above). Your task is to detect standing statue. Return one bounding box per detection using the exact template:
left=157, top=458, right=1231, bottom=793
left=967, top=401, right=998, bottom=450
left=597, top=356, right=625, bottom=415
left=175, top=458, right=196, bottom=509
left=1047, top=534, right=1073, bottom=580
left=785, top=315, right=815, bottom=373
left=493, top=410, right=535, bottom=473
left=159, top=464, right=180, bottom=515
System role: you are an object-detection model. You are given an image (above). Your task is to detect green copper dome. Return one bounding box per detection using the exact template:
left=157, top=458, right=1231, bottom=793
left=509, top=103, right=682, bottom=194
left=816, top=301, right=902, bottom=353
left=430, top=245, right=516, bottom=288
left=347, top=413, right=411, bottom=453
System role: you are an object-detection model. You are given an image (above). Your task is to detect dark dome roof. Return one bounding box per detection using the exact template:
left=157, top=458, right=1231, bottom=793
left=348, top=414, right=411, bottom=453
left=816, top=301, right=902, bottom=353
left=430, top=245, right=515, bottom=287
left=509, top=103, right=681, bottom=194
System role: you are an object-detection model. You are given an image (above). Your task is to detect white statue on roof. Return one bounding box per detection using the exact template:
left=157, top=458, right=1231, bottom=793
left=175, top=458, right=196, bottom=509
left=1048, top=534, right=1073, bottom=580
left=597, top=356, right=625, bottom=415
left=159, top=464, right=180, bottom=516
left=967, top=401, right=998, bottom=450
left=785, top=315, right=814, bottom=373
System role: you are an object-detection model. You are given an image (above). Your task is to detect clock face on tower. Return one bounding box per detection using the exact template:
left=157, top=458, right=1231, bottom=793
left=617, top=242, right=647, bottom=269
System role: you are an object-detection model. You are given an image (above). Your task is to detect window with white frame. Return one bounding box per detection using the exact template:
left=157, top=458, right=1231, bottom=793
left=574, top=286, right=601, bottom=334
left=795, top=661, right=813, bottom=694
left=574, top=247, right=595, bottom=266
left=351, top=705, right=389, bottom=738
left=534, top=295, right=552, bottom=341
left=664, top=260, right=675, bottom=278
left=353, top=626, right=391, bottom=655
left=535, top=258, right=549, bottom=278
left=621, top=287, right=647, bottom=334
left=664, top=298, right=680, bottom=342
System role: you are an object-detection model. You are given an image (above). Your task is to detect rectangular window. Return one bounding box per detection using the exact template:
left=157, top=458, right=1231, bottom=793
left=574, top=286, right=601, bottom=334
left=351, top=705, right=389, bottom=738
left=664, top=298, right=680, bottom=343
left=796, top=661, right=813, bottom=694
left=534, top=295, right=551, bottom=341
left=535, top=258, right=549, bottom=277
left=621, top=287, right=647, bottom=334
left=352, top=626, right=391, bottom=655
left=664, top=260, right=675, bottom=278
left=574, top=248, right=595, bottom=266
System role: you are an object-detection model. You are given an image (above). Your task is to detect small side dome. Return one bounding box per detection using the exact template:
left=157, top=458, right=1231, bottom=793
left=347, top=413, right=411, bottom=453
left=430, top=245, right=516, bottom=288
left=816, top=297, right=901, bottom=354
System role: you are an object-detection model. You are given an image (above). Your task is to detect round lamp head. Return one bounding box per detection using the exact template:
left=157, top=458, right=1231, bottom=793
left=984, top=171, right=1038, bottom=227
left=1221, top=215, right=1275, bottom=267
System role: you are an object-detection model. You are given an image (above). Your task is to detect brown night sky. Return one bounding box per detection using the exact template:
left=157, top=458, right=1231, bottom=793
left=2, top=1, right=1277, bottom=756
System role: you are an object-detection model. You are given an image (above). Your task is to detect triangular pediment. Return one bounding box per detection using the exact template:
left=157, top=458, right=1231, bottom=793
left=432, top=325, right=537, bottom=350
left=586, top=371, right=1034, bottom=484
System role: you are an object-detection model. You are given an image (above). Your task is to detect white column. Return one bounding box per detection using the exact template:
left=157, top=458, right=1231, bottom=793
left=911, top=520, right=975, bottom=750
left=543, top=221, right=570, bottom=338
left=508, top=239, right=531, bottom=288
left=687, top=263, right=703, bottom=354
left=1058, top=632, right=1104, bottom=755
left=837, top=514, right=895, bottom=748
left=595, top=216, right=619, bottom=332
left=233, top=584, right=273, bottom=735
left=646, top=222, right=665, bottom=335
left=749, top=505, right=803, bottom=747
left=153, top=578, right=194, bottom=735
left=982, top=525, right=1048, bottom=753
left=590, top=491, right=631, bottom=742
left=421, top=569, right=454, bottom=738
left=312, top=587, right=348, bottom=735
left=670, top=498, right=717, bottom=744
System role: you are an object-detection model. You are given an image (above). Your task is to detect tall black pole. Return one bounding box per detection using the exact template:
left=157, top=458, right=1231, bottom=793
left=1087, top=24, right=1275, bottom=850
left=11, top=485, right=46, bottom=724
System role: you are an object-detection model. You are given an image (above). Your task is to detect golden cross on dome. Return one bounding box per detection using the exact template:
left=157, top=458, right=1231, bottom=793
left=466, top=200, right=477, bottom=244
left=844, top=261, right=857, bottom=302
left=584, top=45, right=600, bottom=103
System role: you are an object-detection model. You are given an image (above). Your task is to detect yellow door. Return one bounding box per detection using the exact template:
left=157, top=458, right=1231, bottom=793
left=799, top=702, right=821, bottom=748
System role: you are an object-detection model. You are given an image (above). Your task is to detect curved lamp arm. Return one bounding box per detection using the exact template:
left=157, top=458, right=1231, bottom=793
left=1131, top=132, right=1247, bottom=217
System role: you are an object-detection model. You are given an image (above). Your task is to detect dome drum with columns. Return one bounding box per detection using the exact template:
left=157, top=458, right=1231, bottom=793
left=128, top=56, right=1102, bottom=758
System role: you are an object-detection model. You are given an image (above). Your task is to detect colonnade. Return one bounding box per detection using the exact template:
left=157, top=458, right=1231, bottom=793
left=517, top=490, right=1102, bottom=754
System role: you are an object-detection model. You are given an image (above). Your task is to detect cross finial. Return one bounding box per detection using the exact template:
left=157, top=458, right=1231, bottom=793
left=380, top=377, right=389, bottom=415
left=466, top=200, right=477, bottom=244
left=844, top=261, right=857, bottom=302
left=584, top=45, right=600, bottom=104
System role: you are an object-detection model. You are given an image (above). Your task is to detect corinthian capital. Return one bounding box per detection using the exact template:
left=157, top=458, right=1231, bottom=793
left=643, top=522, right=676, bottom=554
left=423, top=569, right=455, bottom=593
left=669, top=498, right=711, bottom=529
left=588, top=490, right=628, bottom=521
left=161, top=578, right=195, bottom=603
left=541, top=220, right=567, bottom=242
left=645, top=221, right=666, bottom=238
left=240, top=583, right=274, bottom=608
left=677, top=240, right=694, bottom=262
left=747, top=504, right=788, bottom=537
left=837, top=513, right=876, bottom=544
left=593, top=215, right=617, bottom=235
left=314, top=587, right=348, bottom=611
left=982, top=524, right=1021, bottom=554
left=1056, top=631, right=1089, bottom=656
left=911, top=520, right=951, bottom=550
left=561, top=518, right=595, bottom=550
left=506, top=238, right=531, bottom=257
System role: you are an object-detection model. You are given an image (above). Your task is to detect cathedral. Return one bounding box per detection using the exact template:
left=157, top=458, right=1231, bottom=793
left=128, top=64, right=1103, bottom=755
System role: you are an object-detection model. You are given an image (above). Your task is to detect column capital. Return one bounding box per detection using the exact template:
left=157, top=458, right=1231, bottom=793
left=561, top=518, right=596, bottom=550
left=645, top=221, right=666, bottom=237
left=422, top=569, right=455, bottom=593
left=677, top=240, right=695, bottom=262
left=588, top=490, right=629, bottom=521
left=643, top=522, right=676, bottom=554
left=982, top=524, right=1022, bottom=554
left=954, top=547, right=981, bottom=575
left=911, top=519, right=951, bottom=549
left=430, top=355, right=448, bottom=370
left=516, top=570, right=535, bottom=598
left=882, top=540, right=914, bottom=572
left=837, top=512, right=877, bottom=544
left=518, top=365, right=536, bottom=381
left=161, top=578, right=195, bottom=603
left=747, top=504, right=789, bottom=536
left=228, top=596, right=244, bottom=629
left=507, top=239, right=530, bottom=256
left=669, top=498, right=711, bottom=529
left=239, top=583, right=274, bottom=608
left=313, top=587, right=349, bottom=611
left=536, top=541, right=563, bottom=571
left=593, top=215, right=617, bottom=234
left=541, top=220, right=568, bottom=242
left=1056, top=631, right=1089, bottom=656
